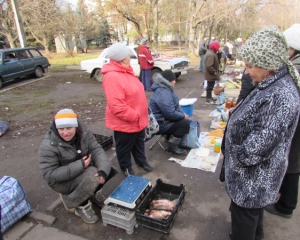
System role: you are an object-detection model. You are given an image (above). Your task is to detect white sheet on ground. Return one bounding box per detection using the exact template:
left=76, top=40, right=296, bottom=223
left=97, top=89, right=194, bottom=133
left=168, top=132, right=222, bottom=172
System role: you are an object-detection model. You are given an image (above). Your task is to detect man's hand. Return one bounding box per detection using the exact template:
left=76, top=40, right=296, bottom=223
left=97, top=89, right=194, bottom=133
left=82, top=154, right=91, bottom=168
left=184, top=113, right=189, bottom=119
left=94, top=173, right=105, bottom=184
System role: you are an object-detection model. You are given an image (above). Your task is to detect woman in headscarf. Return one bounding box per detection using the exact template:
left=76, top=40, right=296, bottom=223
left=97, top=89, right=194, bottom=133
left=101, top=42, right=152, bottom=176
left=264, top=24, right=300, bottom=219
left=221, top=27, right=300, bottom=240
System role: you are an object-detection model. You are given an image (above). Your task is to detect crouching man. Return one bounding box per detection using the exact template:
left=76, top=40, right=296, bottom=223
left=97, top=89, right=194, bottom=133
left=38, top=109, right=124, bottom=223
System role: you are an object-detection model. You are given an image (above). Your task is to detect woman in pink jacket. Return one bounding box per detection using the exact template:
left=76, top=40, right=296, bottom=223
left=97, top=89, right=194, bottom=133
left=101, top=42, right=152, bottom=176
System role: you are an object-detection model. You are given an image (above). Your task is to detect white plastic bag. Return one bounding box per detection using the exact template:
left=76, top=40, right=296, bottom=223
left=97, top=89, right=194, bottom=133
left=203, top=80, right=207, bottom=89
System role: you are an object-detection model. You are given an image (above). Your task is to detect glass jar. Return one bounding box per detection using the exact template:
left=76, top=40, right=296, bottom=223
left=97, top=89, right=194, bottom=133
left=231, top=97, right=237, bottom=107
left=225, top=98, right=232, bottom=109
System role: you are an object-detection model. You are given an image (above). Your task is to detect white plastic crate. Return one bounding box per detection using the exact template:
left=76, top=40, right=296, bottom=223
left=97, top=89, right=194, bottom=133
left=101, top=205, right=136, bottom=234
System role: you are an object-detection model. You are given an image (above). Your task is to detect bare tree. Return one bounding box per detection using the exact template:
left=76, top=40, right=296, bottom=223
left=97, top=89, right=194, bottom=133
left=0, top=1, right=18, bottom=47
left=20, top=0, right=60, bottom=53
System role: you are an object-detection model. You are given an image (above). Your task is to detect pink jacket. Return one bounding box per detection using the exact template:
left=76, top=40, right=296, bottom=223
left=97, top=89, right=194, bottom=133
left=101, top=60, right=148, bottom=133
left=138, top=45, right=154, bottom=70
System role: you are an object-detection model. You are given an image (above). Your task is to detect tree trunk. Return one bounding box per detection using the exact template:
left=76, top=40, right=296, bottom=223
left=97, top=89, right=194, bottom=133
left=6, top=34, right=17, bottom=48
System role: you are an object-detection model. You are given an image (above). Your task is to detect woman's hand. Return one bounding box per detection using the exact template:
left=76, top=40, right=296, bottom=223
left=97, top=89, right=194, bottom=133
left=94, top=173, right=105, bottom=184
left=184, top=113, right=189, bottom=119
left=82, top=154, right=91, bottom=168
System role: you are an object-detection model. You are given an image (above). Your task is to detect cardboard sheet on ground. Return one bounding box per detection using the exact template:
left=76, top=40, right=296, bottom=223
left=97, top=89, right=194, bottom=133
left=168, top=132, right=222, bottom=172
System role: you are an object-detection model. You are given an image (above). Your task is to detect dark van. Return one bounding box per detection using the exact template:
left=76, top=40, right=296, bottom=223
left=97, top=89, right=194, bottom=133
left=0, top=47, right=50, bottom=88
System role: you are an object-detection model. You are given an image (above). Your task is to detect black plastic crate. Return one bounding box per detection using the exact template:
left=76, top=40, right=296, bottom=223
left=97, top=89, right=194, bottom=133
left=93, top=134, right=113, bottom=151
left=135, top=179, right=185, bottom=233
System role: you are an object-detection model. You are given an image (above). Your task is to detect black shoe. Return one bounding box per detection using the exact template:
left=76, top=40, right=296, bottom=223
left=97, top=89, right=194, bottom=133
left=206, top=98, right=217, bottom=104
left=264, top=203, right=293, bottom=218
left=137, top=162, right=153, bottom=172
left=124, top=168, right=134, bottom=176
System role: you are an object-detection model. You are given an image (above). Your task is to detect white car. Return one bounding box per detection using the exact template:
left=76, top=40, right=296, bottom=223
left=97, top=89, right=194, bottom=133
left=80, top=45, right=190, bottom=82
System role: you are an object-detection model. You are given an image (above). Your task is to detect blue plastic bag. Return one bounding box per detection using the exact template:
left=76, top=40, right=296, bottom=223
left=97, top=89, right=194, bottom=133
left=0, top=120, right=8, bottom=137
left=179, top=120, right=200, bottom=149
left=0, top=176, right=32, bottom=232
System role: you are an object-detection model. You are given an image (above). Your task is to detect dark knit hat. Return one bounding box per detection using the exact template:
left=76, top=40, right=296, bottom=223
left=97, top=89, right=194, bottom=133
left=161, top=70, right=176, bottom=82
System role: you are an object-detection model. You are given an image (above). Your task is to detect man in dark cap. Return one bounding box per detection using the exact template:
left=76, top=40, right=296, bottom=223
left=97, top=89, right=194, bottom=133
left=149, top=70, right=190, bottom=155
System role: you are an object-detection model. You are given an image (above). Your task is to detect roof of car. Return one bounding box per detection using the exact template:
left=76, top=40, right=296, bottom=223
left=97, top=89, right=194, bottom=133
left=0, top=47, right=39, bottom=52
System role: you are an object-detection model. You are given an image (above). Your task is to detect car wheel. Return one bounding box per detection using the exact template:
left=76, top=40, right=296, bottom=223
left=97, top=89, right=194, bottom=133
left=34, top=66, right=44, bottom=78
left=175, top=72, right=181, bottom=79
left=0, top=77, right=3, bottom=89
left=151, top=69, right=162, bottom=83
left=94, top=69, right=103, bottom=83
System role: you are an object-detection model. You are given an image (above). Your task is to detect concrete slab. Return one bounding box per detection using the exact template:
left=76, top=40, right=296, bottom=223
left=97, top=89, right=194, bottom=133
left=21, top=224, right=87, bottom=240
left=2, top=221, right=34, bottom=240
left=46, top=196, right=62, bottom=212
left=28, top=210, right=56, bottom=225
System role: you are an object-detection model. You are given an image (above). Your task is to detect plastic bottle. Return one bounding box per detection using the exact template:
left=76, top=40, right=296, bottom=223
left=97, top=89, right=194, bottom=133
left=214, top=142, right=221, bottom=153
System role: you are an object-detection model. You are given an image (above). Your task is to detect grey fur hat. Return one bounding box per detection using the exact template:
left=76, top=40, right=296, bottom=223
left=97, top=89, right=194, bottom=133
left=107, top=42, right=130, bottom=62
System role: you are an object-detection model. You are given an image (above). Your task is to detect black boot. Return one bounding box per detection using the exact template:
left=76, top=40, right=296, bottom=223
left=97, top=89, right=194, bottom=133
left=206, top=90, right=217, bottom=104
left=167, top=135, right=187, bottom=156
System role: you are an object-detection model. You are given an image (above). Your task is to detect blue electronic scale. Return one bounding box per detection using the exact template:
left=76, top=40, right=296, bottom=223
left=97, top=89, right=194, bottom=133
left=104, top=175, right=151, bottom=209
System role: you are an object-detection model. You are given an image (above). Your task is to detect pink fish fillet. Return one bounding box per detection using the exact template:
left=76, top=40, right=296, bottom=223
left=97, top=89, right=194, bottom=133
left=150, top=199, right=177, bottom=211
left=147, top=210, right=172, bottom=220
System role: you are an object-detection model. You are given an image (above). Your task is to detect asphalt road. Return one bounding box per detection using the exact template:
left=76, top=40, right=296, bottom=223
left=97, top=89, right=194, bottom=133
left=1, top=66, right=300, bottom=240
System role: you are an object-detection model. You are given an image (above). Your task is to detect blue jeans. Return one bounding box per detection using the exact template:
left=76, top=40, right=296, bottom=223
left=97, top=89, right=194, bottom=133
left=199, top=54, right=206, bottom=72
left=141, top=69, right=152, bottom=90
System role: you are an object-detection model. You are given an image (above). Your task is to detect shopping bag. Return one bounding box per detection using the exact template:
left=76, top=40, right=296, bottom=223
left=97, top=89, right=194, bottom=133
left=179, top=120, right=200, bottom=149
left=0, top=120, right=8, bottom=137
left=144, top=107, right=159, bottom=141
left=0, top=176, right=32, bottom=232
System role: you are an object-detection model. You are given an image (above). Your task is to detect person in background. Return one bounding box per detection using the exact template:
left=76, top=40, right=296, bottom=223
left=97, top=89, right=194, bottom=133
left=219, top=45, right=229, bottom=74
left=208, top=34, right=218, bottom=48
left=136, top=39, right=144, bottom=80
left=149, top=70, right=190, bottom=156
left=236, top=68, right=255, bottom=104
left=198, top=36, right=208, bottom=72
left=102, top=42, right=152, bottom=176
left=138, top=39, right=154, bottom=91
left=221, top=26, right=300, bottom=240
left=226, top=41, right=234, bottom=59
left=264, top=23, right=300, bottom=219
left=39, top=109, right=119, bottom=224
left=204, top=41, right=220, bottom=104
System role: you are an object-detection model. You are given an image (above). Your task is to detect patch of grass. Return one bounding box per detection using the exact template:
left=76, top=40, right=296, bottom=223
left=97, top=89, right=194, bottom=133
left=30, top=88, right=52, bottom=97
left=3, top=98, right=55, bottom=119
left=45, top=53, right=100, bottom=66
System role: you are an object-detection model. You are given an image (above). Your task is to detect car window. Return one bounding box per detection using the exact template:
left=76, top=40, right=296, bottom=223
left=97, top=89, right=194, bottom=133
left=4, top=52, right=18, bottom=63
left=28, top=49, right=42, bottom=57
left=18, top=50, right=32, bottom=59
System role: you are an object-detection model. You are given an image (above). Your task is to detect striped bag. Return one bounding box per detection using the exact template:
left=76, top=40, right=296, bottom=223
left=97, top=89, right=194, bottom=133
left=0, top=176, right=32, bottom=233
